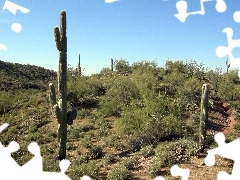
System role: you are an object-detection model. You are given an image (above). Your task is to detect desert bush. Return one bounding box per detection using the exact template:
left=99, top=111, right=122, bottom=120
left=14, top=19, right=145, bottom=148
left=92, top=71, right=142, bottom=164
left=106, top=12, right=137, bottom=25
left=184, top=60, right=205, bottom=80
left=148, top=156, right=163, bottom=178
left=103, top=153, right=119, bottom=164
left=127, top=135, right=145, bottom=152
left=76, top=154, right=89, bottom=164
left=177, top=76, right=202, bottom=108
left=143, top=114, right=185, bottom=142
left=139, top=145, right=155, bottom=158
left=234, top=123, right=240, bottom=131
left=105, top=134, right=124, bottom=150
left=77, top=108, right=91, bottom=119
left=29, top=123, right=38, bottom=133
left=81, top=135, right=93, bottom=149
left=114, top=59, right=132, bottom=74
left=40, top=144, right=56, bottom=157
left=87, top=145, right=103, bottom=159
left=120, top=156, right=138, bottom=170
left=205, top=68, right=223, bottom=97
left=0, top=90, right=15, bottom=113
left=99, top=76, right=140, bottom=116
left=70, top=160, right=99, bottom=179
left=116, top=104, right=148, bottom=136
left=131, top=68, right=158, bottom=97
left=68, top=126, right=84, bottom=139
left=42, top=155, right=60, bottom=172
left=46, top=130, right=57, bottom=138
left=81, top=123, right=95, bottom=132
left=226, top=69, right=240, bottom=84
left=107, top=164, right=131, bottom=180
left=165, top=60, right=187, bottom=74
left=131, top=60, right=158, bottom=75
left=95, top=118, right=111, bottom=136
left=66, top=142, right=74, bottom=150
left=218, top=78, right=240, bottom=101
left=67, top=73, right=95, bottom=98
left=162, top=72, right=186, bottom=95
left=100, top=67, right=112, bottom=76
left=154, top=138, right=199, bottom=167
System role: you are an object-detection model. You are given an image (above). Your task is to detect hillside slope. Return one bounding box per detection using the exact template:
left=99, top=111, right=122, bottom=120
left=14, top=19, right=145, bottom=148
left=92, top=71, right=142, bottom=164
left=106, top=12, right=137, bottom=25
left=0, top=60, right=57, bottom=91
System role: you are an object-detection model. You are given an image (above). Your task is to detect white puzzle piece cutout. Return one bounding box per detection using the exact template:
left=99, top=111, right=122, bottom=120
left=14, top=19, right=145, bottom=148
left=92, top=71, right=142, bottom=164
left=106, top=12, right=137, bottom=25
left=205, top=132, right=240, bottom=180
left=174, top=0, right=227, bottom=22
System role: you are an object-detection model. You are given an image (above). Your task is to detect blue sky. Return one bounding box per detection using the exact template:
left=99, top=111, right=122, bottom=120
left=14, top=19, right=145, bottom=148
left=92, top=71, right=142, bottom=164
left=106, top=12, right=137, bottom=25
left=1, top=0, right=240, bottom=75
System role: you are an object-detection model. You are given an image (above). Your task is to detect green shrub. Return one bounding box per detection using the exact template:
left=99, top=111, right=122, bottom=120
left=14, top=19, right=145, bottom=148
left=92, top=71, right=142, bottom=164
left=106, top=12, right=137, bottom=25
left=116, top=105, right=148, bottom=136
left=99, top=76, right=140, bottom=116
left=205, top=68, right=223, bottom=97
left=69, top=126, right=84, bottom=139
left=81, top=135, right=93, bottom=149
left=29, top=123, right=38, bottom=133
left=234, top=123, right=240, bottom=131
left=70, top=160, right=99, bottom=179
left=120, top=156, right=138, bottom=170
left=218, top=78, right=240, bottom=101
left=144, top=114, right=185, bottom=142
left=139, top=145, right=155, bottom=158
left=75, top=154, right=89, bottom=165
left=148, top=156, right=163, bottom=178
left=46, top=130, right=57, bottom=138
left=87, top=145, right=103, bottom=159
left=105, top=134, right=124, bottom=150
left=131, top=60, right=158, bottom=75
left=77, top=108, right=91, bottom=119
left=42, top=155, right=60, bottom=172
left=162, top=72, right=186, bottom=95
left=184, top=60, right=205, bottom=80
left=154, top=139, right=199, bottom=167
left=176, top=76, right=202, bottom=109
left=103, top=153, right=119, bottom=164
left=81, top=123, right=94, bottom=132
left=66, top=142, right=74, bottom=150
left=107, top=164, right=131, bottom=180
left=114, top=59, right=132, bottom=74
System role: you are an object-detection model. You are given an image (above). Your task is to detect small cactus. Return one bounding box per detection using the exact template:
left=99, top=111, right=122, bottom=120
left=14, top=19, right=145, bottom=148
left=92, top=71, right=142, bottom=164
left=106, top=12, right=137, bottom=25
left=226, top=57, right=230, bottom=74
left=78, top=54, right=81, bottom=75
left=49, top=10, right=77, bottom=160
left=199, top=83, right=209, bottom=153
left=111, top=58, right=113, bottom=71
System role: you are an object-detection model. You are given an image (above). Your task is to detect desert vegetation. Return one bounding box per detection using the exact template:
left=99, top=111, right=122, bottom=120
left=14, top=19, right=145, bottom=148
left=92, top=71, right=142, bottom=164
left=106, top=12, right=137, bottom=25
left=1, top=57, right=240, bottom=179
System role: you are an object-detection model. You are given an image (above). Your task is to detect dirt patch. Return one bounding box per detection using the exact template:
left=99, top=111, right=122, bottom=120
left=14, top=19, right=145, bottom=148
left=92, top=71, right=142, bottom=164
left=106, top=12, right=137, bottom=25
left=207, top=98, right=237, bottom=136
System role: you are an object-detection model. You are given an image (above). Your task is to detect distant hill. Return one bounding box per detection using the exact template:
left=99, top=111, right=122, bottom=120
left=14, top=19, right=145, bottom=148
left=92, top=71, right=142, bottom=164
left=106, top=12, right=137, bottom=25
left=0, top=60, right=57, bottom=91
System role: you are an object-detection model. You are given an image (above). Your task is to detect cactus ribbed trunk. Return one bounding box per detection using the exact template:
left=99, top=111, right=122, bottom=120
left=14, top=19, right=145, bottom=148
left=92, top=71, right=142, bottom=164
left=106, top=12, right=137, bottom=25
left=111, top=58, right=113, bottom=71
left=50, top=10, right=77, bottom=160
left=57, top=10, right=67, bottom=160
left=199, top=83, right=209, bottom=153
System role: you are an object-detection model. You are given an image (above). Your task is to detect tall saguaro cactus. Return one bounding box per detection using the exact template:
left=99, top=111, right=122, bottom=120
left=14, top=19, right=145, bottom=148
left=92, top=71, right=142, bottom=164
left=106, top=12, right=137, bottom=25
left=111, top=58, right=113, bottom=71
left=226, top=57, right=230, bottom=74
left=49, top=10, right=77, bottom=160
left=78, top=54, right=81, bottom=75
left=199, top=83, right=209, bottom=153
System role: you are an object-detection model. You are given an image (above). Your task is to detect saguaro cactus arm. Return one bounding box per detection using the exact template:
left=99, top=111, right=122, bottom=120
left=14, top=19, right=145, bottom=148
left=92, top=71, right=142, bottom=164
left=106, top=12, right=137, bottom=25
left=54, top=27, right=62, bottom=51
left=49, top=83, right=62, bottom=123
